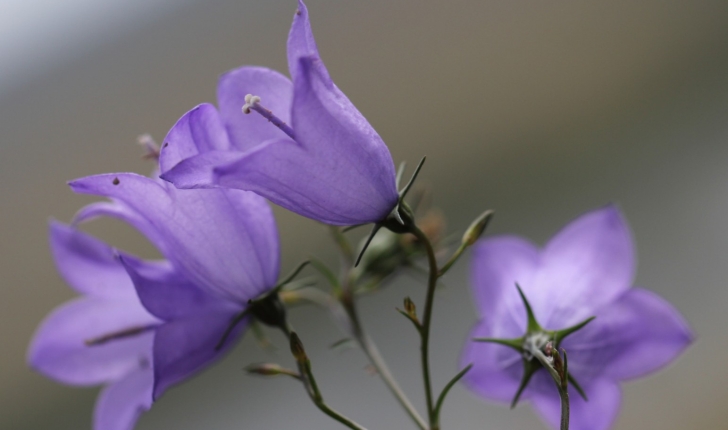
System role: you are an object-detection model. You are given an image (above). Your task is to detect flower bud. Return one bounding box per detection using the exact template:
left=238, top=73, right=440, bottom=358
left=245, top=363, right=300, bottom=378
left=289, top=332, right=307, bottom=363
left=462, top=210, right=494, bottom=247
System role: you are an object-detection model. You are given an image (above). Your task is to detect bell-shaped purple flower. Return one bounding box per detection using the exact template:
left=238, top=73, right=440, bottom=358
left=159, top=0, right=399, bottom=226
left=460, top=206, right=693, bottom=430
left=63, top=131, right=280, bottom=405
left=28, top=222, right=158, bottom=430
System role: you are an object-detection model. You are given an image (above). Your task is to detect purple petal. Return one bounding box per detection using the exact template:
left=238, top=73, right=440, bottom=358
left=152, top=309, right=245, bottom=399
left=217, top=66, right=293, bottom=151
left=287, top=0, right=321, bottom=80
left=291, top=56, right=398, bottom=210
left=531, top=378, right=621, bottom=430
left=536, top=205, right=635, bottom=328
left=69, top=173, right=280, bottom=303
left=470, top=236, right=541, bottom=337
left=460, top=320, right=524, bottom=403
left=49, top=221, right=134, bottom=299
left=93, top=366, right=153, bottom=430
left=210, top=138, right=394, bottom=225
left=159, top=103, right=231, bottom=173
left=120, top=254, right=230, bottom=321
left=159, top=150, right=245, bottom=190
left=28, top=296, right=156, bottom=386
left=72, top=201, right=166, bottom=254
left=562, top=288, right=693, bottom=382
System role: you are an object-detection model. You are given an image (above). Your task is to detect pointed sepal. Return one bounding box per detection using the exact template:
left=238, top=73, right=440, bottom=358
left=552, top=316, right=595, bottom=346
left=472, top=336, right=523, bottom=352
left=511, top=359, right=538, bottom=409
left=516, top=284, right=541, bottom=333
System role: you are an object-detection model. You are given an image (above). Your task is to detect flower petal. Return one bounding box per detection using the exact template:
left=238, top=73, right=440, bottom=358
left=287, top=0, right=321, bottom=80
left=49, top=221, right=134, bottom=299
left=72, top=201, right=166, bottom=254
left=460, top=320, right=524, bottom=403
left=159, top=150, right=244, bottom=189
left=210, top=138, right=393, bottom=225
left=69, top=173, right=280, bottom=303
left=151, top=310, right=245, bottom=400
left=93, top=366, right=153, bottom=430
left=531, top=377, right=621, bottom=430
left=470, top=236, right=540, bottom=337
left=28, top=296, right=156, bottom=386
left=217, top=66, right=293, bottom=151
left=536, top=205, right=635, bottom=328
left=120, top=254, right=229, bottom=320
left=562, top=288, right=693, bottom=382
left=159, top=103, right=231, bottom=173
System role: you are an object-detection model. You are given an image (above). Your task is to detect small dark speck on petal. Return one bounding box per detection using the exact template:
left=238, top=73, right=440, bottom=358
left=112, top=178, right=120, bottom=185
left=163, top=142, right=169, bottom=148
left=296, top=10, right=301, bottom=15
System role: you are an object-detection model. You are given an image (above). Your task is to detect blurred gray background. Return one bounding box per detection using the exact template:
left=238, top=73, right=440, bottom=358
left=2, top=0, right=727, bottom=428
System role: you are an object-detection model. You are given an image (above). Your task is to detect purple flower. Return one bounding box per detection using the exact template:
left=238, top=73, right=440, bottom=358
left=460, top=206, right=693, bottom=430
left=28, top=222, right=158, bottom=430
left=159, top=0, right=399, bottom=226
left=66, top=165, right=280, bottom=401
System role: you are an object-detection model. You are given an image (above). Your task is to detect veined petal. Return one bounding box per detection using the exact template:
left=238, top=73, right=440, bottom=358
left=70, top=173, right=280, bottom=303
left=93, top=366, right=153, bottom=430
left=460, top=320, right=524, bottom=403
left=151, top=310, right=245, bottom=400
left=562, top=288, right=693, bottom=381
left=49, top=221, right=134, bottom=299
left=120, top=254, right=230, bottom=320
left=159, top=103, right=231, bottom=173
left=28, top=296, right=156, bottom=386
left=287, top=0, right=322, bottom=80
left=217, top=66, right=293, bottom=151
left=72, top=201, right=166, bottom=255
left=471, top=236, right=540, bottom=337
left=212, top=137, right=396, bottom=225
left=292, top=56, right=398, bottom=211
left=159, top=150, right=245, bottom=189
left=531, top=377, right=621, bottom=430
left=536, top=205, right=635, bottom=328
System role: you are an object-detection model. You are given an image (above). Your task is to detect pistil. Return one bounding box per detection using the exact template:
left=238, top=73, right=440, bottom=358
left=242, top=94, right=296, bottom=140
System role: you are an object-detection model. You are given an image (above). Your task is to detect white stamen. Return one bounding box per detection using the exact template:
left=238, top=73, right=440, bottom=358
left=242, top=94, right=262, bottom=114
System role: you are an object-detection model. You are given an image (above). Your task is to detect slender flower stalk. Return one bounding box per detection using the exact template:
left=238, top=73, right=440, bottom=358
left=286, top=330, right=368, bottom=430
left=409, top=224, right=440, bottom=429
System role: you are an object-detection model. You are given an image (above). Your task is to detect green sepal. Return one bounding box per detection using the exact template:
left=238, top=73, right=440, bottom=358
left=472, top=336, right=523, bottom=352
left=567, top=373, right=588, bottom=401
left=511, top=359, right=538, bottom=409
left=516, top=284, right=541, bottom=333
left=552, top=316, right=595, bottom=346
left=271, top=260, right=310, bottom=294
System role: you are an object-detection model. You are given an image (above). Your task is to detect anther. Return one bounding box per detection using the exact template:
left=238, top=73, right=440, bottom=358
left=242, top=94, right=262, bottom=114
left=240, top=94, right=296, bottom=140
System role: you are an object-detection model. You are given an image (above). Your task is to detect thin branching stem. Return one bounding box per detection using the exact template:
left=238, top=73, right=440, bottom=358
left=283, top=327, right=367, bottom=430
left=410, top=224, right=439, bottom=429
left=342, top=295, right=428, bottom=430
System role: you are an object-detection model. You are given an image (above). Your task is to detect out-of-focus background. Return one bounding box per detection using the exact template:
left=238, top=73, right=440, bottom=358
left=2, top=0, right=727, bottom=428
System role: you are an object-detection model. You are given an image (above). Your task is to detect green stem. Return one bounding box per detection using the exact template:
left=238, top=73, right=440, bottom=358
left=342, top=296, right=428, bottom=430
left=410, top=224, right=439, bottom=429
left=437, top=243, right=466, bottom=277
left=284, top=328, right=367, bottom=430
left=560, top=389, right=570, bottom=430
